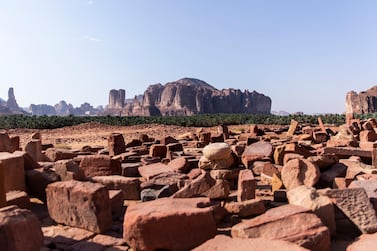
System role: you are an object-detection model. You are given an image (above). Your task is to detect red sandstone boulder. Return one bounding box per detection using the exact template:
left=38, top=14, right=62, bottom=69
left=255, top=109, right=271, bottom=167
left=0, top=205, right=43, bottom=251
left=231, top=204, right=330, bottom=251
left=46, top=180, right=112, bottom=233
left=281, top=158, right=320, bottom=190
left=123, top=197, right=217, bottom=251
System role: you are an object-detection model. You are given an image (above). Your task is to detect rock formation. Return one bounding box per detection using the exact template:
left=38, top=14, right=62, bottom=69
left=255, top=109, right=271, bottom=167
left=346, top=86, right=377, bottom=114
left=108, top=89, right=125, bottom=109
left=6, top=88, right=21, bottom=112
left=30, top=101, right=103, bottom=116
left=105, top=78, right=271, bottom=116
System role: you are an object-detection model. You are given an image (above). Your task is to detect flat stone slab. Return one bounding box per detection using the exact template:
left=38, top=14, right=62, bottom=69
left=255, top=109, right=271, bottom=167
left=193, top=235, right=309, bottom=251
left=325, top=188, right=377, bottom=234
left=231, top=204, right=330, bottom=251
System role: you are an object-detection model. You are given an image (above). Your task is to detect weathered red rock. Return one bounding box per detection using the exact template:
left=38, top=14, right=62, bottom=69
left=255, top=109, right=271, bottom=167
left=46, top=180, right=112, bottom=233
left=325, top=188, right=377, bottom=234
left=168, top=156, right=190, bottom=173
left=224, top=199, right=266, bottom=218
left=231, top=204, right=330, bottom=251
left=138, top=162, right=174, bottom=180
left=172, top=171, right=216, bottom=198
left=123, top=197, right=217, bottom=251
left=193, top=235, right=309, bottom=251
left=149, top=144, right=167, bottom=158
left=287, top=185, right=336, bottom=235
left=237, top=169, right=256, bottom=201
left=108, top=133, right=126, bottom=156
left=54, top=159, right=85, bottom=181
left=45, top=147, right=77, bottom=161
left=281, top=158, right=320, bottom=190
left=91, top=175, right=140, bottom=200
left=0, top=152, right=25, bottom=193
left=241, top=141, right=273, bottom=167
left=79, top=155, right=121, bottom=178
left=0, top=205, right=43, bottom=251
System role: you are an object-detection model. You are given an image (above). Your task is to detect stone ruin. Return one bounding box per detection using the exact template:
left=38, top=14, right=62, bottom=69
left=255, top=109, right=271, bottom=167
left=3, top=119, right=377, bottom=250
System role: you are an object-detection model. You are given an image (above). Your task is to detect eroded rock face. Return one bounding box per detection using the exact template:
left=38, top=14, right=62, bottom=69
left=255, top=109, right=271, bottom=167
left=346, top=86, right=377, bottom=114
left=106, top=78, right=271, bottom=116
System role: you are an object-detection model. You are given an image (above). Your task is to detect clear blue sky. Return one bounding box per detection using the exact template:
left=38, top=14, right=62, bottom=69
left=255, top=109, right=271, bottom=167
left=1, top=0, right=377, bottom=114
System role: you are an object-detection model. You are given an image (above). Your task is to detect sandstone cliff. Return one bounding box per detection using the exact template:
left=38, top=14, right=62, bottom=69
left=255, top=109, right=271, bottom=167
left=346, top=86, right=377, bottom=114
left=105, top=78, right=271, bottom=116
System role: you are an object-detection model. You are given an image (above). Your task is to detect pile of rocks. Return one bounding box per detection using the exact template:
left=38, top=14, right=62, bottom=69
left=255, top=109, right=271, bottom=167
left=2, top=119, right=377, bottom=250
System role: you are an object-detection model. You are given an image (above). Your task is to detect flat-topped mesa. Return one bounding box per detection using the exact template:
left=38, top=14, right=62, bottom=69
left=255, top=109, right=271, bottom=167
left=108, top=89, right=125, bottom=109
left=346, top=86, right=377, bottom=114
left=106, top=78, right=271, bottom=116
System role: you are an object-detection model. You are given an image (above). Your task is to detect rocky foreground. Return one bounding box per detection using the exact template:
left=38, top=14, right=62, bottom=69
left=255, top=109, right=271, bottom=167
left=1, top=119, right=377, bottom=250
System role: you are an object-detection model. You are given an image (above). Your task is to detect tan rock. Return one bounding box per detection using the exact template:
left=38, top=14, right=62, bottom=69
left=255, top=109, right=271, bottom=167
left=199, top=155, right=234, bottom=170
left=0, top=205, right=43, bottom=251
left=202, top=142, right=231, bottom=160
left=42, top=225, right=95, bottom=247
left=46, top=180, right=112, bottom=233
left=231, top=204, right=330, bottom=251
left=287, top=185, right=336, bottom=235
left=281, top=158, right=320, bottom=190
left=123, top=197, right=217, bottom=251
left=193, top=235, right=309, bottom=251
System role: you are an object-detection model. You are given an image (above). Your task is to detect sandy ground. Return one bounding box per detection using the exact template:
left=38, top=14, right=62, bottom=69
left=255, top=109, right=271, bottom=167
left=6, top=122, right=263, bottom=150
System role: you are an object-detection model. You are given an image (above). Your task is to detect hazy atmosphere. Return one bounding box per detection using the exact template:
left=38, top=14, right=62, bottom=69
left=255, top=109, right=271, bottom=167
left=1, top=0, right=377, bottom=114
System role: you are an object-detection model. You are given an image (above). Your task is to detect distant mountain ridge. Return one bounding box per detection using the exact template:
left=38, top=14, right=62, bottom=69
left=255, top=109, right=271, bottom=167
left=105, top=77, right=272, bottom=116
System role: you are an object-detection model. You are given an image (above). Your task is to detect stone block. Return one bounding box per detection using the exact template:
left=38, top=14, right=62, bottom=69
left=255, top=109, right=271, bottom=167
left=0, top=152, right=25, bottom=193
left=45, top=147, right=77, bottom=161
left=91, top=175, right=140, bottom=200
left=193, top=235, right=309, bottom=251
left=54, top=159, right=85, bottom=181
left=325, top=188, right=377, bottom=234
left=237, top=169, right=256, bottom=201
left=281, top=158, right=320, bottom=190
left=0, top=205, right=43, bottom=251
left=25, top=168, right=60, bottom=202
left=138, top=163, right=174, bottom=180
left=172, top=172, right=216, bottom=198
left=123, top=197, right=217, bottom=251
left=287, top=185, right=336, bottom=235
left=46, top=180, right=112, bottom=233
left=149, top=144, right=167, bottom=159
left=224, top=199, right=265, bottom=218
left=79, top=155, right=121, bottom=178
left=109, top=189, right=124, bottom=220
left=6, top=190, right=30, bottom=209
left=108, top=133, right=126, bottom=156
left=168, top=156, right=190, bottom=173
left=231, top=204, right=330, bottom=251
